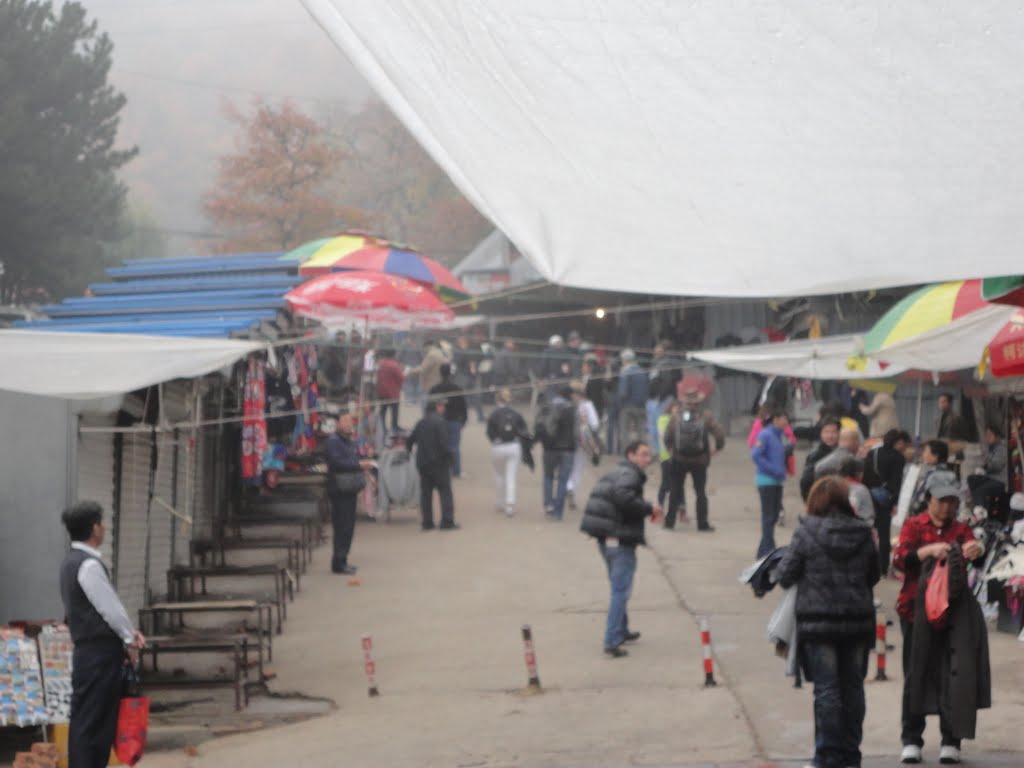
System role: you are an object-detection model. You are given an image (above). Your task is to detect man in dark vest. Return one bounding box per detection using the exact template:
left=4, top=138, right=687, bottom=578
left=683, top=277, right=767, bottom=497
left=59, top=501, right=146, bottom=768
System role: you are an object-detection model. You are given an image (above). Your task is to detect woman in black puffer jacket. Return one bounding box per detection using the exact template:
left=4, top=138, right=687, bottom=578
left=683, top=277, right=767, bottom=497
left=776, top=476, right=881, bottom=768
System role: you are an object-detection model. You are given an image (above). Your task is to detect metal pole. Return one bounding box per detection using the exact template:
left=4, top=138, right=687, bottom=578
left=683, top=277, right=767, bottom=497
left=914, top=378, right=923, bottom=443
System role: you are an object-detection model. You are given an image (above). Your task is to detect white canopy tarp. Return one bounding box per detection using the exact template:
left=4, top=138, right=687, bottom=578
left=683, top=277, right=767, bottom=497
left=302, top=1, right=1024, bottom=296
left=0, top=331, right=263, bottom=400
left=691, top=335, right=905, bottom=380
left=865, top=305, right=1016, bottom=374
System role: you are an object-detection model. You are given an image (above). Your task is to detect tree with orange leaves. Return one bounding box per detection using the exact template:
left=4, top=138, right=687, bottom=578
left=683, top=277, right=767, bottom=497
left=203, top=99, right=366, bottom=252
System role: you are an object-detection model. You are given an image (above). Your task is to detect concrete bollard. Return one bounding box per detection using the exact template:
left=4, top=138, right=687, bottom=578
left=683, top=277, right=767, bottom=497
left=521, top=625, right=541, bottom=689
left=699, top=616, right=717, bottom=687
left=875, top=611, right=888, bottom=682
left=362, top=634, right=380, bottom=696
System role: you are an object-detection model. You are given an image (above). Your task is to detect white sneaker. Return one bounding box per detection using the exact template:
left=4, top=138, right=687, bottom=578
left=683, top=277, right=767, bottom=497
left=939, top=744, right=961, bottom=764
left=505, top=505, right=515, bottom=517
left=901, top=744, right=923, bottom=763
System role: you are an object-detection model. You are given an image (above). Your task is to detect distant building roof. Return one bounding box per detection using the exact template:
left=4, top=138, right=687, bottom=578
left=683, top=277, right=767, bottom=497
left=453, top=230, right=543, bottom=294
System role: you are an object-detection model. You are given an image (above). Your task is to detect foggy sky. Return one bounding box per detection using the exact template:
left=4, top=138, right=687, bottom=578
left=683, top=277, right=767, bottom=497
left=83, top=0, right=375, bottom=255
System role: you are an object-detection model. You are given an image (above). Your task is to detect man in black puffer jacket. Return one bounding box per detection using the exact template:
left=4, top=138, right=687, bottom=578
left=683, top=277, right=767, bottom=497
left=581, top=440, right=662, bottom=657
left=776, top=476, right=880, bottom=768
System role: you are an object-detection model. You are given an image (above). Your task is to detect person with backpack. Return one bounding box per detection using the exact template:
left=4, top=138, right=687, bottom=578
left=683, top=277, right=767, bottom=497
left=486, top=388, right=530, bottom=516
left=534, top=385, right=578, bottom=520
left=662, top=388, right=726, bottom=531
left=751, top=408, right=789, bottom=557
left=862, top=428, right=911, bottom=574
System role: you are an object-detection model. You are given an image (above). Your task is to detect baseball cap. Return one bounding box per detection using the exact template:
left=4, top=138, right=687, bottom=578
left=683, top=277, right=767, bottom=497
left=620, top=348, right=636, bottom=362
left=926, top=469, right=960, bottom=500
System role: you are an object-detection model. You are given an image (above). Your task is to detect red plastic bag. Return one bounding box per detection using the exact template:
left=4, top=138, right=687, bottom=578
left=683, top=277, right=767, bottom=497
left=114, top=696, right=149, bottom=766
left=925, top=559, right=950, bottom=630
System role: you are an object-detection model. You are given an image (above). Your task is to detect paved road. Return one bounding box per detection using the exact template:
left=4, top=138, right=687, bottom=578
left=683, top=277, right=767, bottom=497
left=144, top=416, right=1024, bottom=767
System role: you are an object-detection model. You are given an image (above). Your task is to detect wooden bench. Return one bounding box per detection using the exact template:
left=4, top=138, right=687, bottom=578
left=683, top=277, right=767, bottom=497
left=141, top=634, right=253, bottom=710
left=139, top=599, right=274, bottom=662
left=191, top=536, right=305, bottom=587
left=167, top=564, right=292, bottom=633
left=226, top=514, right=318, bottom=560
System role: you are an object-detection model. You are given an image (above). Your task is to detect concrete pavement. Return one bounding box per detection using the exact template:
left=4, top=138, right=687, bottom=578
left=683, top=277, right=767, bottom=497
left=144, top=418, right=1024, bottom=767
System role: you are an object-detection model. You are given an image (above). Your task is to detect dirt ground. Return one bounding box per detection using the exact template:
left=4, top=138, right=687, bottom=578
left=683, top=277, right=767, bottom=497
left=142, top=417, right=1024, bottom=768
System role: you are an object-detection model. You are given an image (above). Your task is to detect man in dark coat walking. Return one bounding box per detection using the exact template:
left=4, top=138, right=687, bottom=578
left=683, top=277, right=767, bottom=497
left=326, top=412, right=372, bottom=574
left=59, top=501, right=146, bottom=768
left=408, top=398, right=458, bottom=530
left=580, top=440, right=662, bottom=657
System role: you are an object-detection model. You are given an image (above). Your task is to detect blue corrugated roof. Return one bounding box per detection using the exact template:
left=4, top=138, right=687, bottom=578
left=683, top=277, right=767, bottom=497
left=107, top=252, right=290, bottom=280
left=88, top=275, right=302, bottom=297
left=33, top=251, right=300, bottom=338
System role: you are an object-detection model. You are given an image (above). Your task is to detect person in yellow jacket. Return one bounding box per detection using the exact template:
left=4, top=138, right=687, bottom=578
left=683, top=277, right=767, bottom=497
left=655, top=403, right=678, bottom=516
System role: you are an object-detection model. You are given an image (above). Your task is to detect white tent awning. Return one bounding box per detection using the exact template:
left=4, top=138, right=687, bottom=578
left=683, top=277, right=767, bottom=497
left=302, top=1, right=1024, bottom=296
left=691, top=335, right=905, bottom=380
left=0, top=331, right=263, bottom=400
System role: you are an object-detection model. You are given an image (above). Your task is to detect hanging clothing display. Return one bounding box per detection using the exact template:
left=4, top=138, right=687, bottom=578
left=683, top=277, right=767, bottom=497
left=241, top=357, right=268, bottom=484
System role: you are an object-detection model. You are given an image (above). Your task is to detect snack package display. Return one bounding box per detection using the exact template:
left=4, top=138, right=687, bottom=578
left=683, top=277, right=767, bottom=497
left=0, top=628, right=48, bottom=727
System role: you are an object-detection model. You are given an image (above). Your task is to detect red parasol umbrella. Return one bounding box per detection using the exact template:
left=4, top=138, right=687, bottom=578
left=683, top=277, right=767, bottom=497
left=285, top=271, right=455, bottom=330
left=987, top=310, right=1024, bottom=378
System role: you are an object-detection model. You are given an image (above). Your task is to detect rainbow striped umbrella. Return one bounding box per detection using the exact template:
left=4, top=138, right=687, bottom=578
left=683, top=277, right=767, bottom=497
left=862, top=279, right=989, bottom=354
left=319, top=245, right=471, bottom=303
left=282, top=233, right=384, bottom=276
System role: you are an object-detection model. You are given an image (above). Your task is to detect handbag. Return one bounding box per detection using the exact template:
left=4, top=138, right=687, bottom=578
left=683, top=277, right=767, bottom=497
left=332, top=470, right=367, bottom=493
left=925, top=559, right=950, bottom=629
left=115, top=662, right=149, bottom=766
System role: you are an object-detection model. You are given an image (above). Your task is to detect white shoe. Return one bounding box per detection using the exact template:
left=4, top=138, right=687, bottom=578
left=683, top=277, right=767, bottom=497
left=939, top=745, right=961, bottom=764
left=505, top=505, right=515, bottom=517
left=901, top=744, right=922, bottom=763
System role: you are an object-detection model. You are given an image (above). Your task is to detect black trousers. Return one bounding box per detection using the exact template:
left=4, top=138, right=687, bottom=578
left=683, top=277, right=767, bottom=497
left=380, top=401, right=400, bottom=431
left=419, top=465, right=455, bottom=527
left=900, top=618, right=960, bottom=749
left=329, top=491, right=357, bottom=570
left=70, top=640, right=123, bottom=768
left=667, top=460, right=709, bottom=528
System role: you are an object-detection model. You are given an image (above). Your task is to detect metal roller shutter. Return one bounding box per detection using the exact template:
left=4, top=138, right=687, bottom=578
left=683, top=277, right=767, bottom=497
left=75, top=412, right=117, bottom=564
left=192, top=378, right=226, bottom=543
left=115, top=429, right=154, bottom=620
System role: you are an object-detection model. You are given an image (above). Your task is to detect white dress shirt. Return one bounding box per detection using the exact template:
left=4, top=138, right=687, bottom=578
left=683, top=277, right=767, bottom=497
left=71, top=542, right=135, bottom=645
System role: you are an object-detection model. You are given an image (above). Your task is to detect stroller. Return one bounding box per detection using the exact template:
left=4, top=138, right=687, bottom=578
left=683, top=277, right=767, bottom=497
left=375, top=428, right=420, bottom=522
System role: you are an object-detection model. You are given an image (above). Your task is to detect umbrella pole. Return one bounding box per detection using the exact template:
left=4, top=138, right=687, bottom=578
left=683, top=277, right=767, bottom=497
left=914, top=378, right=923, bottom=445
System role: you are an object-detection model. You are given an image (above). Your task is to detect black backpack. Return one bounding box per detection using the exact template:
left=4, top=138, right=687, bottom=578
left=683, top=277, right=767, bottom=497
left=496, top=407, right=519, bottom=442
left=674, top=410, right=707, bottom=457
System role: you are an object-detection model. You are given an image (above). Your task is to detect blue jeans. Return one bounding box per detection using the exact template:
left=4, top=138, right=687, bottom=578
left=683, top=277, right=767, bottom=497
left=645, top=397, right=671, bottom=454
left=446, top=420, right=464, bottom=476
left=542, top=449, right=574, bottom=518
left=598, top=541, right=636, bottom=649
left=803, top=638, right=869, bottom=768
left=757, top=484, right=783, bottom=558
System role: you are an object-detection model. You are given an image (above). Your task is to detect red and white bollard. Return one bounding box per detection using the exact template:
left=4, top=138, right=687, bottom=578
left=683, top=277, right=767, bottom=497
left=875, top=611, right=888, bottom=682
left=362, top=634, right=380, bottom=696
left=700, top=616, right=717, bottom=687
left=521, top=624, right=541, bottom=689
